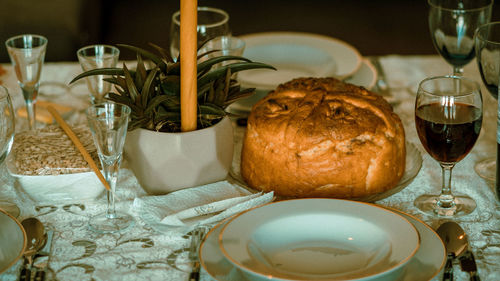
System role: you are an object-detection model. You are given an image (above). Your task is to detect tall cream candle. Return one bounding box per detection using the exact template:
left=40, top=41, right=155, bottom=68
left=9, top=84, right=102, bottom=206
left=180, top=0, right=198, bottom=132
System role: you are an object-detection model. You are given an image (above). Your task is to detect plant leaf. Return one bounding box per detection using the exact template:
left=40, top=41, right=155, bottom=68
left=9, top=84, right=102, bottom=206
left=141, top=67, right=159, bottom=108
left=108, top=93, right=141, bottom=113
left=116, top=44, right=167, bottom=72
left=123, top=64, right=139, bottom=103
left=69, top=68, right=125, bottom=84
left=198, top=62, right=275, bottom=90
left=225, top=88, right=256, bottom=105
left=144, top=94, right=172, bottom=115
left=199, top=103, right=225, bottom=116
left=197, top=56, right=251, bottom=74
left=135, top=54, right=147, bottom=92
left=160, top=76, right=180, bottom=95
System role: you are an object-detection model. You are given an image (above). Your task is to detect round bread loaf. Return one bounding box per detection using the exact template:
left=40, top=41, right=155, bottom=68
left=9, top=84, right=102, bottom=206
left=240, top=77, right=406, bottom=198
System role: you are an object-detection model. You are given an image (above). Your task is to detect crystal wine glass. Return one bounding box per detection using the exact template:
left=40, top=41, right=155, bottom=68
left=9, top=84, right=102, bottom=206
left=414, top=75, right=483, bottom=216
left=77, top=45, right=120, bottom=104
left=474, top=22, right=500, bottom=188
left=86, top=102, right=133, bottom=233
left=169, top=6, right=231, bottom=61
left=5, top=34, right=47, bottom=131
left=0, top=86, right=16, bottom=217
left=428, top=0, right=493, bottom=76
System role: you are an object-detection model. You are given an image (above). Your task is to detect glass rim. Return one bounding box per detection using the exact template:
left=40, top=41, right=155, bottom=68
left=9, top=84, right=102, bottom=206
left=427, top=0, right=493, bottom=12
left=474, top=21, right=500, bottom=46
left=86, top=101, right=131, bottom=118
left=418, top=75, right=481, bottom=97
left=172, top=6, right=229, bottom=28
left=77, top=44, right=120, bottom=57
left=5, top=34, right=48, bottom=49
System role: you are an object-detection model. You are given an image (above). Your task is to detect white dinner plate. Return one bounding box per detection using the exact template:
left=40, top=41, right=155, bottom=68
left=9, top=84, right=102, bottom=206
left=218, top=199, right=419, bottom=281
left=345, top=58, right=377, bottom=89
left=228, top=58, right=376, bottom=114
left=238, top=32, right=362, bottom=91
left=200, top=207, right=446, bottom=281
left=0, top=208, right=26, bottom=274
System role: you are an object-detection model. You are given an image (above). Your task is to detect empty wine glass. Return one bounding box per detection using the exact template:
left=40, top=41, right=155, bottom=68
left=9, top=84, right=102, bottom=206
left=86, top=102, right=133, bottom=233
left=5, top=34, right=47, bottom=131
left=77, top=45, right=120, bottom=104
left=474, top=21, right=500, bottom=200
left=169, top=6, right=231, bottom=60
left=415, top=76, right=483, bottom=216
left=0, top=86, right=17, bottom=217
left=428, top=0, right=493, bottom=76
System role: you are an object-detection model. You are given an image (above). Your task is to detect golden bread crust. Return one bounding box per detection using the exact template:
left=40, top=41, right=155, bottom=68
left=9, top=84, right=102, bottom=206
left=240, top=77, right=406, bottom=198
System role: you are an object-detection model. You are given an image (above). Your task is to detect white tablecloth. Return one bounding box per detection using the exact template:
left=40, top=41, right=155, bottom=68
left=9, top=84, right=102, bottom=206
left=0, top=56, right=499, bottom=280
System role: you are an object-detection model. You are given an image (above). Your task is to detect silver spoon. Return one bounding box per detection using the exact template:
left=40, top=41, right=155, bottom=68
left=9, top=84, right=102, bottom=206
left=437, top=221, right=468, bottom=281
left=20, top=218, right=46, bottom=281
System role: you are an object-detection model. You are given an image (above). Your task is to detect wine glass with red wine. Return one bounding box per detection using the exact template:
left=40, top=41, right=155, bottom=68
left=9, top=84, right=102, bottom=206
left=428, top=0, right=492, bottom=76
left=474, top=22, right=500, bottom=192
left=415, top=75, right=483, bottom=216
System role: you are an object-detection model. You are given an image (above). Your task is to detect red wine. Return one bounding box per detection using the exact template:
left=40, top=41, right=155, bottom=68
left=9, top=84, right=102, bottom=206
left=416, top=103, right=482, bottom=163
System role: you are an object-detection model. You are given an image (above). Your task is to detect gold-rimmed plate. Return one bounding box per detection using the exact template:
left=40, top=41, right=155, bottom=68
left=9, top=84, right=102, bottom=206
left=0, top=208, right=26, bottom=274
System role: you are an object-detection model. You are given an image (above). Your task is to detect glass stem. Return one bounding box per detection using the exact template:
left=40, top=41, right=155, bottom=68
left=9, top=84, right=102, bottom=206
left=21, top=89, right=36, bottom=131
left=102, top=159, right=120, bottom=219
left=453, top=66, right=464, bottom=76
left=438, top=163, right=456, bottom=208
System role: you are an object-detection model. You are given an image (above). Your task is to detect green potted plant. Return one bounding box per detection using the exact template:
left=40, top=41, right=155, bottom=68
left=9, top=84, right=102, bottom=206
left=71, top=43, right=274, bottom=194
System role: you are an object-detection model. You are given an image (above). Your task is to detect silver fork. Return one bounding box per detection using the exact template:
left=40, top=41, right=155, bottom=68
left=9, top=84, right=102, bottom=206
left=370, top=56, right=391, bottom=97
left=188, top=227, right=208, bottom=281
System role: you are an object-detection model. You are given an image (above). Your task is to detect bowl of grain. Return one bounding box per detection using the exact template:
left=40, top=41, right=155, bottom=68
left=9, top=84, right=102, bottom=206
left=7, top=124, right=104, bottom=202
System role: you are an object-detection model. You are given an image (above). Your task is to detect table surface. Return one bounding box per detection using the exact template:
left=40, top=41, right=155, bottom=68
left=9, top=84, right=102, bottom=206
left=0, top=55, right=499, bottom=281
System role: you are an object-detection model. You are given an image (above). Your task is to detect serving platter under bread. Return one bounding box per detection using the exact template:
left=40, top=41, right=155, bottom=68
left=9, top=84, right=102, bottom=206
left=230, top=126, right=422, bottom=202
left=230, top=77, right=421, bottom=201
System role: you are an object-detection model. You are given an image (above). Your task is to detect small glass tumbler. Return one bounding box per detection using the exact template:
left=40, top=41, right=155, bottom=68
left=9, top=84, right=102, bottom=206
left=86, top=102, right=133, bottom=233
left=77, top=45, right=120, bottom=104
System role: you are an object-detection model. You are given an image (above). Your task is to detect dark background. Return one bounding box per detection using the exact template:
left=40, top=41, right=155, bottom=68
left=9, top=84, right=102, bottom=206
left=1, top=0, right=499, bottom=62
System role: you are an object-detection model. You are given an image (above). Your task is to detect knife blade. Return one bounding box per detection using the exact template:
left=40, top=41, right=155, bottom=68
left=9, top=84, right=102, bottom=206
left=459, top=250, right=481, bottom=281
left=32, top=229, right=54, bottom=281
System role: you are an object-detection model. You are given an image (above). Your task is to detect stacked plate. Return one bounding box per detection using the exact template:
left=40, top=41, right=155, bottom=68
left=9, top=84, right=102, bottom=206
left=227, top=32, right=377, bottom=114
left=0, top=208, right=26, bottom=274
left=200, top=199, right=447, bottom=281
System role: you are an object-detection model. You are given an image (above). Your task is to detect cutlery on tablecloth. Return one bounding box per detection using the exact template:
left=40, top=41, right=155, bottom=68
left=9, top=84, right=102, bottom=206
left=33, top=229, right=54, bottom=281
left=188, top=227, right=207, bottom=281
left=437, top=221, right=468, bottom=281
left=370, top=57, right=391, bottom=97
left=459, top=250, right=481, bottom=281
left=369, top=57, right=401, bottom=107
left=437, top=221, right=482, bottom=281
left=19, top=218, right=46, bottom=281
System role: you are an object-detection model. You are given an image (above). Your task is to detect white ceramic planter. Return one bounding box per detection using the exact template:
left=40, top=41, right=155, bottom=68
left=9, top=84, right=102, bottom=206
left=123, top=116, right=234, bottom=195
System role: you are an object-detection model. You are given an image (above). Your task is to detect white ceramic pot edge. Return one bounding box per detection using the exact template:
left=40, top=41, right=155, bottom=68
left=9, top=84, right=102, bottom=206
left=124, top=116, right=234, bottom=195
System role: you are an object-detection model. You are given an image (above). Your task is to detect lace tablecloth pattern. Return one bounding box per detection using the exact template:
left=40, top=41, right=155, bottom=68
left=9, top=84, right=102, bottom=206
left=0, top=56, right=499, bottom=280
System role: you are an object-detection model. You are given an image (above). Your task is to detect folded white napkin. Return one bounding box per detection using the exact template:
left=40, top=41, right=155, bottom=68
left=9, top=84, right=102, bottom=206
left=132, top=180, right=274, bottom=235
